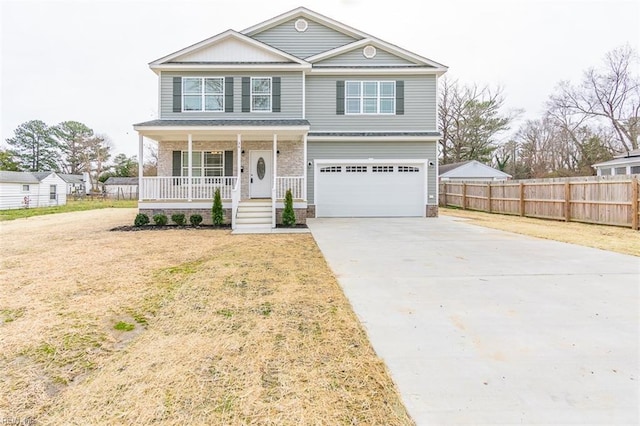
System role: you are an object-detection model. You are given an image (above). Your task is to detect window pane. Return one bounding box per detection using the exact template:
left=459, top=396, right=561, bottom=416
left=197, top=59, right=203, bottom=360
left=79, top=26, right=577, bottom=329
left=363, top=98, right=377, bottom=113
left=346, top=82, right=360, bottom=96
left=252, top=78, right=270, bottom=93
left=346, top=99, right=360, bottom=114
left=183, top=78, right=201, bottom=94
left=253, top=95, right=271, bottom=111
left=380, top=98, right=395, bottom=113
left=205, top=78, right=223, bottom=93
left=205, top=95, right=223, bottom=111
left=192, top=152, right=202, bottom=167
left=363, top=82, right=377, bottom=96
left=205, top=168, right=223, bottom=177
left=183, top=95, right=202, bottom=111
left=600, top=168, right=611, bottom=175
left=380, top=82, right=395, bottom=96
left=205, top=152, right=222, bottom=167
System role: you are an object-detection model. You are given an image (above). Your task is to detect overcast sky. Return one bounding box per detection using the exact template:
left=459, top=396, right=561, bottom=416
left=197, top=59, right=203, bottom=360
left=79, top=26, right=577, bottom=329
left=1, top=0, right=638, bottom=159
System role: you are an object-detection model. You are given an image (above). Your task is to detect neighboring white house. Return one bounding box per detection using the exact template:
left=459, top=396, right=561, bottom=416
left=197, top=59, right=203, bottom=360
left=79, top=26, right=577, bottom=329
left=0, top=171, right=68, bottom=210
left=58, top=173, right=90, bottom=196
left=103, top=177, right=139, bottom=199
left=439, top=160, right=512, bottom=181
left=592, top=149, right=640, bottom=176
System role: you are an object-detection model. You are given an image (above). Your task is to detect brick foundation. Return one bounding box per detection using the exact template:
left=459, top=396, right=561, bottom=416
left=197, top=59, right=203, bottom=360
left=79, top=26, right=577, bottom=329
left=426, top=205, right=438, bottom=217
left=306, top=204, right=316, bottom=218
left=275, top=208, right=307, bottom=224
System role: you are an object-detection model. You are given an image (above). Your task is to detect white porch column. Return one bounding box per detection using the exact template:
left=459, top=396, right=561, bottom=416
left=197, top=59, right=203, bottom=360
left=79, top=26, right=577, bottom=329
left=236, top=133, right=242, bottom=191
left=303, top=132, right=307, bottom=200
left=187, top=133, right=193, bottom=202
left=138, top=134, right=144, bottom=202
left=272, top=133, right=278, bottom=228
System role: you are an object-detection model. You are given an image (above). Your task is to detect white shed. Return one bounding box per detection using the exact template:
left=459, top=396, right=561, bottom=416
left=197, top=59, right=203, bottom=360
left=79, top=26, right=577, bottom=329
left=103, top=177, right=139, bottom=199
left=439, top=160, right=512, bottom=181
left=0, top=171, right=68, bottom=210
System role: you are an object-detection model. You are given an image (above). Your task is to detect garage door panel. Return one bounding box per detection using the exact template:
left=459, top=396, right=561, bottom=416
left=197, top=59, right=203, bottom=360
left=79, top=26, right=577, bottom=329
left=316, top=162, right=424, bottom=217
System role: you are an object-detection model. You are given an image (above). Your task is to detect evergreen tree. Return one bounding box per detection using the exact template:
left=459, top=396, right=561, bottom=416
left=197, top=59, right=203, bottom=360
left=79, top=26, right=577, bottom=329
left=282, top=189, right=296, bottom=227
left=212, top=188, right=224, bottom=226
left=6, top=120, right=61, bottom=171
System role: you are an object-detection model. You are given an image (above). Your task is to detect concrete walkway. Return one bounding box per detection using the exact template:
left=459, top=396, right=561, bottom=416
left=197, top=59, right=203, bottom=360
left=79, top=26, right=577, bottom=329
left=307, top=217, right=639, bottom=425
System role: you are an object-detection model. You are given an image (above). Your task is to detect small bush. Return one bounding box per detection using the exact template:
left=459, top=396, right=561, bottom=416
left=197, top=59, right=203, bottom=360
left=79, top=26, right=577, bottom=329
left=171, top=213, right=186, bottom=226
left=212, top=188, right=224, bottom=226
left=153, top=214, right=168, bottom=226
left=134, top=213, right=149, bottom=227
left=189, top=214, right=203, bottom=226
left=282, top=189, right=296, bottom=227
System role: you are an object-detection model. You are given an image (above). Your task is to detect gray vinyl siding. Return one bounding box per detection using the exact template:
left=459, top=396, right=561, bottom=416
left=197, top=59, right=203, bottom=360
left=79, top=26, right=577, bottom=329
left=318, top=48, right=417, bottom=66
left=307, top=141, right=438, bottom=205
left=251, top=18, right=359, bottom=59
left=306, top=74, right=436, bottom=131
left=160, top=72, right=302, bottom=119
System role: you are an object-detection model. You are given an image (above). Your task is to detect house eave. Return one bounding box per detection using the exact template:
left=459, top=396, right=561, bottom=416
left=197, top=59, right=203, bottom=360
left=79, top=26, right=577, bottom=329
left=308, top=134, right=440, bottom=142
left=309, top=66, right=447, bottom=75
left=150, top=63, right=311, bottom=73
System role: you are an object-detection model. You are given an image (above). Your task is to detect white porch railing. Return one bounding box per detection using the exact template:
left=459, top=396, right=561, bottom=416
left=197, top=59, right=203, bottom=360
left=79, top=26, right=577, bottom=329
left=141, top=177, right=237, bottom=200
left=275, top=176, right=305, bottom=199
left=231, top=179, right=240, bottom=230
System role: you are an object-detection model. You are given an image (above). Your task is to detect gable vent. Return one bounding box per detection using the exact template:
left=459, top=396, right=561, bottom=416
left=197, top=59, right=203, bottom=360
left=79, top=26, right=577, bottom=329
left=363, top=45, right=377, bottom=59
left=294, top=19, right=308, bottom=32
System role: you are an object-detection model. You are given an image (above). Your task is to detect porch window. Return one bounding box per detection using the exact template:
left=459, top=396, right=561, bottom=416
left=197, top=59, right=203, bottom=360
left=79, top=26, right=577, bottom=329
left=181, top=151, right=224, bottom=177
left=183, top=77, right=224, bottom=112
left=345, top=81, right=395, bottom=114
left=251, top=77, right=271, bottom=112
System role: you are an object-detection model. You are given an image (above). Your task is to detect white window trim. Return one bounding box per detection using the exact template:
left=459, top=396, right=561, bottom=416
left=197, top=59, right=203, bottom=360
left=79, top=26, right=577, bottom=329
left=345, top=80, right=396, bottom=115
left=182, top=76, right=225, bottom=113
left=181, top=151, right=225, bottom=177
left=250, top=77, right=272, bottom=113
left=21, top=184, right=30, bottom=192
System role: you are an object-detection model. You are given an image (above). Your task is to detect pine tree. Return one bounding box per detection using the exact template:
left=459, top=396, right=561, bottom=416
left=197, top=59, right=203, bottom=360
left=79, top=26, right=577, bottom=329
left=212, top=188, right=224, bottom=226
left=6, top=120, right=61, bottom=171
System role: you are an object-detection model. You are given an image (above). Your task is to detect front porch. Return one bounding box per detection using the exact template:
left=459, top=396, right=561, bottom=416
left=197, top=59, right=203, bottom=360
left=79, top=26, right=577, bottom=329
left=133, top=119, right=310, bottom=229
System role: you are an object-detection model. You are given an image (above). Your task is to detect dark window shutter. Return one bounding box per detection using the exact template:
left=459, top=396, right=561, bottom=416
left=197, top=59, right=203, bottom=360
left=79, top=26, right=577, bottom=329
left=173, top=77, right=182, bottom=112
left=225, top=77, right=234, bottom=113
left=336, top=80, right=345, bottom=115
left=396, top=80, right=404, bottom=115
left=172, top=151, right=181, bottom=176
left=272, top=77, right=281, bottom=112
left=242, top=77, right=250, bottom=112
left=224, top=151, right=234, bottom=176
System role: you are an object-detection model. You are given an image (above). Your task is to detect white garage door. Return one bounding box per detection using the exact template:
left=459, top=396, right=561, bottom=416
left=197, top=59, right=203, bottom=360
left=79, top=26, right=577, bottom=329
left=315, top=161, right=425, bottom=217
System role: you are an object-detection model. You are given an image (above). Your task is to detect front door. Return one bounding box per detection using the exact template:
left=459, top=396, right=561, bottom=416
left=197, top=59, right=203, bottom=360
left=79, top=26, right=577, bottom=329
left=249, top=150, right=272, bottom=198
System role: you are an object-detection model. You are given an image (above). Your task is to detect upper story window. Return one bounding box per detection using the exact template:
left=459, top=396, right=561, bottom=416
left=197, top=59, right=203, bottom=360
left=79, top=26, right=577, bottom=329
left=251, top=77, right=272, bottom=112
left=345, top=81, right=395, bottom=114
left=183, top=77, right=224, bottom=112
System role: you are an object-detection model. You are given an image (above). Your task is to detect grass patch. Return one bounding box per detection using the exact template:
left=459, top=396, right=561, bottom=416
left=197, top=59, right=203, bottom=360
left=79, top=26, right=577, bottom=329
left=1, top=307, right=25, bottom=323
left=0, top=199, right=136, bottom=221
left=0, top=209, right=413, bottom=425
left=114, top=321, right=135, bottom=331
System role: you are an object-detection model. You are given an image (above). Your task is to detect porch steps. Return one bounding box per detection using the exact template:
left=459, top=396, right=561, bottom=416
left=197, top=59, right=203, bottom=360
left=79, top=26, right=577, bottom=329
left=234, top=199, right=272, bottom=231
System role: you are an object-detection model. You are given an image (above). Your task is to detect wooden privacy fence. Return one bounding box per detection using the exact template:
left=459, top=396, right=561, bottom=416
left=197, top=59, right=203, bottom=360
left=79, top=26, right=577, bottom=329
left=439, top=175, right=640, bottom=230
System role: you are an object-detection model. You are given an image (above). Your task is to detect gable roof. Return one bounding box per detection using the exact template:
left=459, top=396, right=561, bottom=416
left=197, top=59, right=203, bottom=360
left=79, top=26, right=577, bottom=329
left=104, top=177, right=139, bottom=185
left=0, top=171, right=40, bottom=184
left=58, top=173, right=84, bottom=184
left=439, top=160, right=512, bottom=179
left=243, top=7, right=448, bottom=71
left=149, top=29, right=310, bottom=73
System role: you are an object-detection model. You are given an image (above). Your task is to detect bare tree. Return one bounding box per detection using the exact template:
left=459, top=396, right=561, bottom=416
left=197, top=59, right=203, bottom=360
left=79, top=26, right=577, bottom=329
left=143, top=141, right=158, bottom=176
left=549, top=45, right=639, bottom=152
left=79, top=134, right=112, bottom=192
left=439, top=77, right=518, bottom=164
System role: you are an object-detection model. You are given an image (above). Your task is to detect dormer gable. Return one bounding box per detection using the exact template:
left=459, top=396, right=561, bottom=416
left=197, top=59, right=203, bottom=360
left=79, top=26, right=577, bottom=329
left=149, top=30, right=309, bottom=73
left=307, top=39, right=447, bottom=71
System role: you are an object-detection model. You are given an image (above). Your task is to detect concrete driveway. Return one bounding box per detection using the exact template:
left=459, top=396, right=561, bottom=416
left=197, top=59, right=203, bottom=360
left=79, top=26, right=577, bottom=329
left=307, top=216, right=639, bottom=425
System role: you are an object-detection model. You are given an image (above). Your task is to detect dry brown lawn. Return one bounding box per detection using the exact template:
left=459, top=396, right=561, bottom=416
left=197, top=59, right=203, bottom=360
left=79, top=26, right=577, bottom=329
left=440, top=207, right=640, bottom=257
left=0, top=209, right=413, bottom=425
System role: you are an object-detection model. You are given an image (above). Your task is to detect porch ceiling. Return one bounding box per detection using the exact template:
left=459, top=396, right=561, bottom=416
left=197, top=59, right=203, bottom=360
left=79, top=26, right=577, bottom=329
left=134, top=119, right=310, bottom=142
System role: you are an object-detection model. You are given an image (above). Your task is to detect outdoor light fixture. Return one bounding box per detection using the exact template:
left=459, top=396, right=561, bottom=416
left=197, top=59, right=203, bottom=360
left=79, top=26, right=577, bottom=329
left=241, top=150, right=245, bottom=155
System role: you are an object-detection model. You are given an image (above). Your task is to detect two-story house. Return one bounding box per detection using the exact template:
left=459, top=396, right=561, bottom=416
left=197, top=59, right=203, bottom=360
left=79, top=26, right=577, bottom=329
left=133, top=7, right=447, bottom=230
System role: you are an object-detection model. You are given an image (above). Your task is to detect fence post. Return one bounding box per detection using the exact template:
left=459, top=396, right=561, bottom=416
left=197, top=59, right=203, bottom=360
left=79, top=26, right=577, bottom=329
left=519, top=182, right=525, bottom=216
left=632, top=176, right=639, bottom=231
left=487, top=183, right=492, bottom=213
left=462, top=182, right=467, bottom=210
left=564, top=181, right=571, bottom=222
